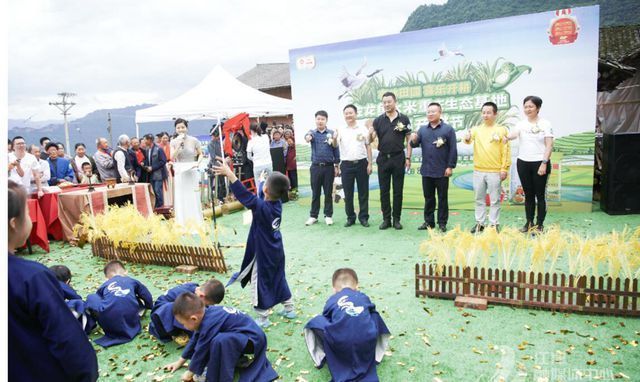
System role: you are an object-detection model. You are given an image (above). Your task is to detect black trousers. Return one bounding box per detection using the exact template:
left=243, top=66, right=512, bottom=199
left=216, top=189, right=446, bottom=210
left=209, top=174, right=227, bottom=201
left=341, top=160, right=369, bottom=223
left=422, top=176, right=449, bottom=226
left=376, top=153, right=405, bottom=222
left=517, top=159, right=550, bottom=226
left=287, top=169, right=298, bottom=189
left=310, top=164, right=335, bottom=218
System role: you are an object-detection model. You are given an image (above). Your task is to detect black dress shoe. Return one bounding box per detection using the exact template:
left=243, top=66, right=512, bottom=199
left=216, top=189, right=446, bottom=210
left=418, top=222, right=434, bottom=230
left=344, top=220, right=355, bottom=227
left=470, top=224, right=484, bottom=234
left=393, top=221, right=403, bottom=230
left=519, top=222, right=533, bottom=233
left=438, top=224, right=447, bottom=232
left=379, top=220, right=391, bottom=230
left=360, top=220, right=370, bottom=227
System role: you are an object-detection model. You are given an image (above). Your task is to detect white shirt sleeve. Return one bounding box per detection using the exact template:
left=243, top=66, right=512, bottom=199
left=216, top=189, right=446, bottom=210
left=114, top=151, right=130, bottom=181
left=40, top=160, right=51, bottom=184
left=542, top=119, right=554, bottom=138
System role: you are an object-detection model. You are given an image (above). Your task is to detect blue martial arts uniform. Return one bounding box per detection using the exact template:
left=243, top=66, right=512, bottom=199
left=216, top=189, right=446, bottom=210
left=304, top=288, right=391, bottom=382
left=149, top=282, right=198, bottom=342
left=57, top=280, right=97, bottom=335
left=8, top=254, right=98, bottom=382
left=184, top=306, right=278, bottom=382
left=86, top=275, right=153, bottom=347
left=59, top=280, right=83, bottom=301
left=227, top=180, right=292, bottom=310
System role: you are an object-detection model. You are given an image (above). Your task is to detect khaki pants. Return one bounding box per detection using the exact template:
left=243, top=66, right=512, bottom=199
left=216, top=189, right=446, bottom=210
left=473, top=170, right=502, bottom=225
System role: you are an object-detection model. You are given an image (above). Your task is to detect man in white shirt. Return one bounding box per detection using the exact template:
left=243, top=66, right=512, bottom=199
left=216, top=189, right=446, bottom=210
left=336, top=104, right=373, bottom=227
left=113, top=135, right=133, bottom=183
left=29, top=145, right=51, bottom=188
left=8, top=137, right=44, bottom=198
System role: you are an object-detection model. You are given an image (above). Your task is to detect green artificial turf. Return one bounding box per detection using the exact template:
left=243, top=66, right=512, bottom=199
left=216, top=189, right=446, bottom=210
left=22, top=201, right=640, bottom=382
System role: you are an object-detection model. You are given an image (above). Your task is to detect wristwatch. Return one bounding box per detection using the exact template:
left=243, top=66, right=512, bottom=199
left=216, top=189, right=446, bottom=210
left=541, top=159, right=549, bottom=164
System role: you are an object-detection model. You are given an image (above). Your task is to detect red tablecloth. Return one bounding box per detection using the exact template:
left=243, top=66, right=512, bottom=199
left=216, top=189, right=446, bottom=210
left=57, top=183, right=155, bottom=241
left=31, top=184, right=98, bottom=241
left=27, top=199, right=49, bottom=252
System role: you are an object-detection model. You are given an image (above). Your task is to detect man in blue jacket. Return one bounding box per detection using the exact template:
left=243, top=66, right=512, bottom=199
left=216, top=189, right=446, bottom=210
left=46, top=142, right=75, bottom=185
left=142, top=133, right=168, bottom=208
left=410, top=102, right=458, bottom=232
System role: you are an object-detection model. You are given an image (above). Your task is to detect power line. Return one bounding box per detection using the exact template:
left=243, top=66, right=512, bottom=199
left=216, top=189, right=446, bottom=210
left=49, top=92, right=76, bottom=152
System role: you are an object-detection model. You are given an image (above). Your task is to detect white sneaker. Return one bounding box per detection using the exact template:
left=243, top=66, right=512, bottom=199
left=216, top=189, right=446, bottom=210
left=325, top=217, right=333, bottom=225
left=305, top=217, right=318, bottom=226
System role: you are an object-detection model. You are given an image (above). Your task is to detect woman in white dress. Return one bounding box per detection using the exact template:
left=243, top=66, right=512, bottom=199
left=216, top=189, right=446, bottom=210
left=170, top=119, right=204, bottom=226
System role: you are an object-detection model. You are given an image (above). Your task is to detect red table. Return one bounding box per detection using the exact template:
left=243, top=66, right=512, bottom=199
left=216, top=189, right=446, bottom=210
left=31, top=184, right=98, bottom=241
left=27, top=199, right=49, bottom=252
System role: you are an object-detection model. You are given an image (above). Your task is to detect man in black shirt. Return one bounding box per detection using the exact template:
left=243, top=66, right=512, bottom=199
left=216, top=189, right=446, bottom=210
left=369, top=92, right=413, bottom=230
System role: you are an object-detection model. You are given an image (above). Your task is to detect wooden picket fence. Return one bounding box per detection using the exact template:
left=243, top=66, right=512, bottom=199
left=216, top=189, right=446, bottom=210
left=415, top=264, right=639, bottom=317
left=92, top=237, right=227, bottom=273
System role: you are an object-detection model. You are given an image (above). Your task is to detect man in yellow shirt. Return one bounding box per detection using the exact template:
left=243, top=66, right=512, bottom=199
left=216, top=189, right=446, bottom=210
left=464, top=102, right=511, bottom=233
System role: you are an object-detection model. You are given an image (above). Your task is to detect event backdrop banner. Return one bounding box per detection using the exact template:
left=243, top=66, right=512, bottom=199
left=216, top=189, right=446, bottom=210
left=289, top=6, right=599, bottom=212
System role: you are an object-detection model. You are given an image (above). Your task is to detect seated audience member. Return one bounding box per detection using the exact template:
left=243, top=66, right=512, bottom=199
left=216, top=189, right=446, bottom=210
left=71, top=143, right=99, bottom=183
left=8, top=180, right=98, bottom=381
left=86, top=260, right=153, bottom=347
left=79, top=162, right=99, bottom=185
left=46, top=142, right=75, bottom=185
left=29, top=144, right=51, bottom=189
left=304, top=268, right=390, bottom=382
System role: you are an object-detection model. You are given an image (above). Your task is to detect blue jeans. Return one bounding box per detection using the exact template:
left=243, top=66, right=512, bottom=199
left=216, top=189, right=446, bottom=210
left=151, top=180, right=164, bottom=209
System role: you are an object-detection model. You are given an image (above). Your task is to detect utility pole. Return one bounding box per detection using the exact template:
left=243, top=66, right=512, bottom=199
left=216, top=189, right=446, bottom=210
left=107, top=112, right=113, bottom=147
left=49, top=92, right=76, bottom=153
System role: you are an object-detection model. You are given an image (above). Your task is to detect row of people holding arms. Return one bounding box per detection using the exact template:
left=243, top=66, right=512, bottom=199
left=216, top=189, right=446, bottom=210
left=304, top=92, right=553, bottom=233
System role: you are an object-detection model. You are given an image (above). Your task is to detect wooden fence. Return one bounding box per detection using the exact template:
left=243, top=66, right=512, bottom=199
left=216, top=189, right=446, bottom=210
left=92, top=237, right=227, bottom=273
left=415, top=264, right=639, bottom=317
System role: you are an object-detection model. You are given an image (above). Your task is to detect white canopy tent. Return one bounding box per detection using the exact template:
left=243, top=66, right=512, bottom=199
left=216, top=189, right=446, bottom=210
left=134, top=65, right=293, bottom=136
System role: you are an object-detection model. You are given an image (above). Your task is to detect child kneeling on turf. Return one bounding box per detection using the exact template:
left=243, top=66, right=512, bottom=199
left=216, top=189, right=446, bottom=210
left=86, top=260, right=153, bottom=347
left=304, top=268, right=391, bottom=382
left=213, top=156, right=295, bottom=327
left=172, top=292, right=278, bottom=382
left=50, top=264, right=96, bottom=335
left=150, top=279, right=225, bottom=343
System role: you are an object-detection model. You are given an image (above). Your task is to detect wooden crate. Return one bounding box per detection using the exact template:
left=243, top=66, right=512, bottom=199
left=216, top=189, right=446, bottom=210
left=415, top=264, right=639, bottom=317
left=92, top=237, right=227, bottom=273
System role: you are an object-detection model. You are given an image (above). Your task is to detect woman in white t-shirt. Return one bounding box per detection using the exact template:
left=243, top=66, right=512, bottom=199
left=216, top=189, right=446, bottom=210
left=247, top=124, right=273, bottom=180
left=506, top=96, right=554, bottom=233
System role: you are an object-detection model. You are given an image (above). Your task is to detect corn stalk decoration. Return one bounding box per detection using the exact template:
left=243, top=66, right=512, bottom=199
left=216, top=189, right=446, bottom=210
left=73, top=204, right=225, bottom=249
left=420, top=226, right=640, bottom=279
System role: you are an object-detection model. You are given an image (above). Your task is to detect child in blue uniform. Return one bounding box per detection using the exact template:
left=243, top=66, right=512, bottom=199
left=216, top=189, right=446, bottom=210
left=86, top=260, right=153, bottom=347
left=304, top=268, right=391, bottom=382
left=49, top=264, right=82, bottom=300
left=8, top=180, right=98, bottom=382
left=150, top=279, right=224, bottom=342
left=172, top=292, right=278, bottom=382
left=213, top=156, right=295, bottom=327
left=50, top=264, right=96, bottom=335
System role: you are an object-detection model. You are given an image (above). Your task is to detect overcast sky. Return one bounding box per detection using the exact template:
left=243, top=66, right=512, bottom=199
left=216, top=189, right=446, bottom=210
left=8, top=0, right=445, bottom=121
